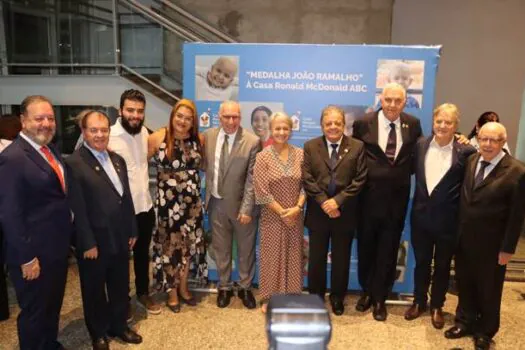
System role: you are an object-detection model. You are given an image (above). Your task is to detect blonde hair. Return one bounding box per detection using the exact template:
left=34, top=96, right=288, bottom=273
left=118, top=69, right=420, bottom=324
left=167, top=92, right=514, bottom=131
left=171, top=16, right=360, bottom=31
left=269, top=112, right=293, bottom=129
left=433, top=103, right=460, bottom=124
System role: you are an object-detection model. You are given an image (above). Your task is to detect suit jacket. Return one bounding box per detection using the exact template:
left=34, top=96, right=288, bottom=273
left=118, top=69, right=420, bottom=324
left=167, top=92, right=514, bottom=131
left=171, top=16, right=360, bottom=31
left=202, top=127, right=261, bottom=216
left=411, top=136, right=477, bottom=236
left=66, top=146, right=137, bottom=256
left=458, top=153, right=525, bottom=257
left=352, top=110, right=422, bottom=224
left=0, top=136, right=72, bottom=265
left=302, top=135, right=367, bottom=232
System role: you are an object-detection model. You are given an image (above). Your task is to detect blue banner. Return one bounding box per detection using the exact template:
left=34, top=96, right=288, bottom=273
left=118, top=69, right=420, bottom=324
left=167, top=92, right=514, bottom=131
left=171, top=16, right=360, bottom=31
left=184, top=43, right=441, bottom=294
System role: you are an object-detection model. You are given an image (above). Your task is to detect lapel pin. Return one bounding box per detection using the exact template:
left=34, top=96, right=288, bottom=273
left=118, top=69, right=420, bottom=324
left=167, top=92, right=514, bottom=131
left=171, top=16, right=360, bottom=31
left=402, top=123, right=409, bottom=129
left=95, top=166, right=100, bottom=171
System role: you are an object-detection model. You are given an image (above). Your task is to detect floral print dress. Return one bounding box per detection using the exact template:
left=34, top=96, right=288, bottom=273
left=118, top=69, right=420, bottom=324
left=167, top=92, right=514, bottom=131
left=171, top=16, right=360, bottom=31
left=152, top=135, right=207, bottom=291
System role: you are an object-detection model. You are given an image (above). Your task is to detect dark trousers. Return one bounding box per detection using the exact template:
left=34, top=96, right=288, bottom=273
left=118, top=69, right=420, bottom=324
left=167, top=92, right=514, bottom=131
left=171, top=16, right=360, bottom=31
left=9, top=259, right=68, bottom=350
left=357, top=217, right=403, bottom=303
left=411, top=227, right=456, bottom=308
left=308, top=225, right=354, bottom=299
left=454, top=249, right=506, bottom=339
left=78, top=251, right=129, bottom=340
left=0, top=226, right=9, bottom=321
left=132, top=208, right=155, bottom=297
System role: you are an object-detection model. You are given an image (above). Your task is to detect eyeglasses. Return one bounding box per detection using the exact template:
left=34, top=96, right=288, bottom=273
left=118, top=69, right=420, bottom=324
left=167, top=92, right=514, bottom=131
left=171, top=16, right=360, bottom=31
left=478, top=137, right=503, bottom=145
left=221, top=115, right=240, bottom=121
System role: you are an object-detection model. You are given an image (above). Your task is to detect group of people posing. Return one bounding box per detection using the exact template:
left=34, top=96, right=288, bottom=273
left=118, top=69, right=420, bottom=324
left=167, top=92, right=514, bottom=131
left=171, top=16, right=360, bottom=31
left=0, top=82, right=524, bottom=350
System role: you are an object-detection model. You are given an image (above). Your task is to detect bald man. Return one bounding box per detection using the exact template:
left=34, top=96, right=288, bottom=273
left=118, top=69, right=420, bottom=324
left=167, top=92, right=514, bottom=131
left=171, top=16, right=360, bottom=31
left=202, top=101, right=261, bottom=309
left=352, top=83, right=423, bottom=321
left=445, top=122, right=525, bottom=350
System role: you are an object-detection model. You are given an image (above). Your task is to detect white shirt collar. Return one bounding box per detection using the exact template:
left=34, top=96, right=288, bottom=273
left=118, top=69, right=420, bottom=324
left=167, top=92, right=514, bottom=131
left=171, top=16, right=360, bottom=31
left=83, top=141, right=109, bottom=160
left=20, top=131, right=45, bottom=152
left=379, top=110, right=401, bottom=129
left=430, top=136, right=454, bottom=150
left=480, top=150, right=506, bottom=166
left=219, top=127, right=238, bottom=141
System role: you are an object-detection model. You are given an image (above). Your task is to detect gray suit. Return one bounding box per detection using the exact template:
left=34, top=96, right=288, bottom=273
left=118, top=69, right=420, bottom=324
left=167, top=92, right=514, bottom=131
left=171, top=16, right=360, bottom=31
left=203, top=126, right=261, bottom=289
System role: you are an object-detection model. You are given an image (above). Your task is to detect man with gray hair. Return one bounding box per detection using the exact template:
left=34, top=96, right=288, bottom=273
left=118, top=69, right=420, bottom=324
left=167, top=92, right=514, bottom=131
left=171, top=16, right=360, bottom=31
left=352, top=83, right=423, bottom=321
left=445, top=122, right=525, bottom=350
left=202, top=101, right=261, bottom=309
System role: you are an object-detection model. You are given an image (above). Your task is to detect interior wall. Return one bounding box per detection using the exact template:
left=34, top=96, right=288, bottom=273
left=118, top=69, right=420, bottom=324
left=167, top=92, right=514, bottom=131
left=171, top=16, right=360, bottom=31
left=392, top=0, right=525, bottom=152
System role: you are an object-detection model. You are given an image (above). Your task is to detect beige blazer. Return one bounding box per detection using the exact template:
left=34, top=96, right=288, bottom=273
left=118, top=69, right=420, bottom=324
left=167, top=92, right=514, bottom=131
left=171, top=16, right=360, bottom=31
left=202, top=126, right=261, bottom=216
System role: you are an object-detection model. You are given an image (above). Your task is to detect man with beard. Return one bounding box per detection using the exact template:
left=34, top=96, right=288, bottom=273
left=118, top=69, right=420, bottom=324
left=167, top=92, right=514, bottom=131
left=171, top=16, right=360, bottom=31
left=0, top=95, right=73, bottom=349
left=108, top=90, right=160, bottom=317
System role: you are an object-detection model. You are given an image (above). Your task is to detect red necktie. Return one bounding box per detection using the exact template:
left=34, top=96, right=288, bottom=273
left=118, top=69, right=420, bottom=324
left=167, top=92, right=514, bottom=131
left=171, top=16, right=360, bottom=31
left=40, top=146, right=65, bottom=192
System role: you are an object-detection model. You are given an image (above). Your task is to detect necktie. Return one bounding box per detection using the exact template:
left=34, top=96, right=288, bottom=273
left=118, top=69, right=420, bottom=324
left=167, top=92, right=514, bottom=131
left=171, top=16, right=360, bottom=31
left=40, top=146, right=65, bottom=192
left=385, top=122, right=396, bottom=163
left=474, top=160, right=491, bottom=188
left=328, top=143, right=338, bottom=197
left=218, top=134, right=230, bottom=197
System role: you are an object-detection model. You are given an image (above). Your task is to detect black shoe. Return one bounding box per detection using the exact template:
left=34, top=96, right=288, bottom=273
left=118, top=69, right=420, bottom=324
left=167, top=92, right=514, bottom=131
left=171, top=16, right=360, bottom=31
left=238, top=289, right=256, bottom=309
left=355, top=294, right=372, bottom=312
left=107, top=327, right=142, bottom=344
left=474, top=336, right=491, bottom=350
left=372, top=302, right=387, bottom=321
left=92, top=337, right=109, bottom=350
left=166, top=301, right=181, bottom=313
left=404, top=303, right=427, bottom=320
left=178, top=292, right=197, bottom=306
left=444, top=325, right=471, bottom=339
left=329, top=295, right=345, bottom=316
left=217, top=289, right=234, bottom=308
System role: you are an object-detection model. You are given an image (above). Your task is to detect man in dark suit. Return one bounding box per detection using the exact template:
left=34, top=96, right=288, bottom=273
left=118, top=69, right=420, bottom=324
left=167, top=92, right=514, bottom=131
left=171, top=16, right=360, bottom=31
left=302, top=105, right=367, bottom=316
left=445, top=122, right=525, bottom=350
left=352, top=83, right=422, bottom=321
left=0, top=95, right=73, bottom=349
left=404, top=104, right=476, bottom=329
left=67, top=111, right=142, bottom=349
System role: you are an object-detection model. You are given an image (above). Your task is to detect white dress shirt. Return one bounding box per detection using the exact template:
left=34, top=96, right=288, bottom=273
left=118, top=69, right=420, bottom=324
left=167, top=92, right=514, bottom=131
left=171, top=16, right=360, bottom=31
left=475, top=150, right=506, bottom=180
left=326, top=136, right=343, bottom=158
left=19, top=132, right=64, bottom=178
left=108, top=119, right=153, bottom=213
left=378, top=110, right=403, bottom=159
left=212, top=128, right=238, bottom=198
left=0, top=139, right=12, bottom=153
left=425, top=137, right=453, bottom=194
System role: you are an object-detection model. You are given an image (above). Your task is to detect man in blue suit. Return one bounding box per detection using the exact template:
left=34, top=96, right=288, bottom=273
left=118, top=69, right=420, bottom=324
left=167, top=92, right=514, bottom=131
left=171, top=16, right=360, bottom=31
left=0, top=95, right=73, bottom=349
left=404, top=103, right=476, bottom=328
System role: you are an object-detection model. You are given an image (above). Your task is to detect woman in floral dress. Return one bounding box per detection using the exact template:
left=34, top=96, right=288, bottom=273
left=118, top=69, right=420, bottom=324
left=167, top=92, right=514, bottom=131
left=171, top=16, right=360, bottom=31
left=148, top=99, right=207, bottom=312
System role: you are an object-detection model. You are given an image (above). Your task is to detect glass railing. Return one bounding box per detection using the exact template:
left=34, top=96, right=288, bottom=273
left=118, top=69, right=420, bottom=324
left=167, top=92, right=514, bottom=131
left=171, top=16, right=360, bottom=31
left=1, top=0, right=238, bottom=105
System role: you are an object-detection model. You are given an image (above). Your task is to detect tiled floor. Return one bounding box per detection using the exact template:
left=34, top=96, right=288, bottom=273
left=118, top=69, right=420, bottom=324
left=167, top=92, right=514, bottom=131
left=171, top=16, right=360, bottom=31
left=1, top=264, right=525, bottom=349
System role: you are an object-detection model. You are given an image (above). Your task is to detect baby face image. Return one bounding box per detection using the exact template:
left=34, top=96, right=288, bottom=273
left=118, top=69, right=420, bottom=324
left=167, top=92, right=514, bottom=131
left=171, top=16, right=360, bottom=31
left=207, top=57, right=237, bottom=89
left=389, top=63, right=413, bottom=90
